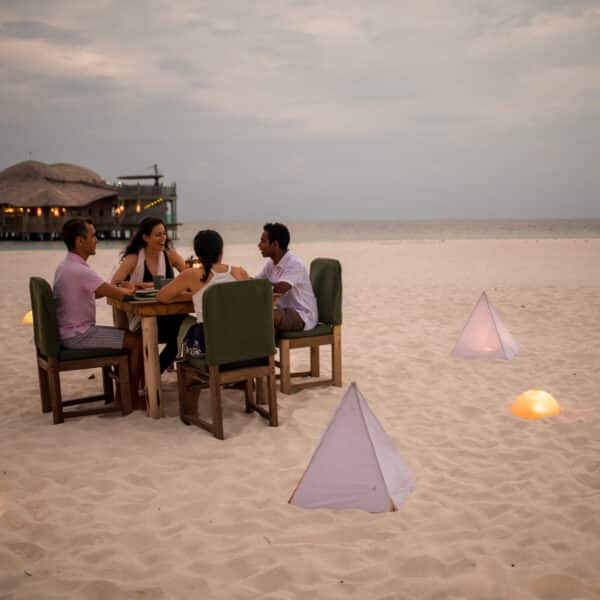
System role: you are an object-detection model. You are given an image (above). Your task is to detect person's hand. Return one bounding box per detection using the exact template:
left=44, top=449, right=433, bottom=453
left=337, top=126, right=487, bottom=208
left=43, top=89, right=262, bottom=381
left=135, top=282, right=153, bottom=290
left=118, top=281, right=136, bottom=293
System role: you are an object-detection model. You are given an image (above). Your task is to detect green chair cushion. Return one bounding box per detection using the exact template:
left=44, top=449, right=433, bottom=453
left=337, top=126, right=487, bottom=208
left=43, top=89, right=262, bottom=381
left=58, top=347, right=126, bottom=361
left=310, top=258, right=342, bottom=326
left=278, top=323, right=333, bottom=340
left=30, top=277, right=128, bottom=363
left=203, top=279, right=275, bottom=366
left=30, top=277, right=61, bottom=358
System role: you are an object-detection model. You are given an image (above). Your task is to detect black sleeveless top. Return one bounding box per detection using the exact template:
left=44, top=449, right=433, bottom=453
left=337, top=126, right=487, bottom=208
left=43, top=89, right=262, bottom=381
left=142, top=251, right=174, bottom=282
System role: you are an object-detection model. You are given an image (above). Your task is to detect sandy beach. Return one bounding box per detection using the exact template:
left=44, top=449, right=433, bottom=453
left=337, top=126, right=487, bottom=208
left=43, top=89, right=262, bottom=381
left=1, top=237, right=599, bottom=599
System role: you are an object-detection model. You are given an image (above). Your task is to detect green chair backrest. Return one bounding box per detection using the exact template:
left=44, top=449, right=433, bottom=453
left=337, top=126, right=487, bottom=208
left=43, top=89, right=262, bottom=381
left=203, top=279, right=275, bottom=366
left=310, top=258, right=342, bottom=326
left=29, top=276, right=61, bottom=358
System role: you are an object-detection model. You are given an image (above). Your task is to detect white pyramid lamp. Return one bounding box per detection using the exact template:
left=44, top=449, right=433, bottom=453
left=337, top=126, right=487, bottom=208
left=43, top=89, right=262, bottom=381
left=289, top=383, right=415, bottom=512
left=452, top=291, right=519, bottom=359
left=512, top=390, right=560, bottom=420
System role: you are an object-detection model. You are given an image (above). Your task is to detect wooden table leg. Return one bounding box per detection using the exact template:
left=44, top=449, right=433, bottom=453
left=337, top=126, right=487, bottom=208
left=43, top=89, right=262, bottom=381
left=141, top=316, right=162, bottom=418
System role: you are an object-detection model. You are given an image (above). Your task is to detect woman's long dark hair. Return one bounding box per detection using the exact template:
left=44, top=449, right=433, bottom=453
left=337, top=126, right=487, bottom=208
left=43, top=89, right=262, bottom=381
left=121, top=217, right=172, bottom=257
left=193, top=230, right=223, bottom=283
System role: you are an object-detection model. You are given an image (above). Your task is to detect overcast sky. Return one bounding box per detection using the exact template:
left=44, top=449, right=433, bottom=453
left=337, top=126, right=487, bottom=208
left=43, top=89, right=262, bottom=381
left=0, top=1, right=598, bottom=220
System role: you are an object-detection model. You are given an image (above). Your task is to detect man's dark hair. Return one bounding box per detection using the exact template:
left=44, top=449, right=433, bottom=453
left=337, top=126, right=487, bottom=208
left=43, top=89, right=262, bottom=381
left=263, top=222, right=290, bottom=252
left=62, top=218, right=93, bottom=250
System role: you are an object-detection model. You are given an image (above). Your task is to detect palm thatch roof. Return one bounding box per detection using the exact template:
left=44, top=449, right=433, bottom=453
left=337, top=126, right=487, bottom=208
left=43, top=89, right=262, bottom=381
left=0, top=160, right=118, bottom=208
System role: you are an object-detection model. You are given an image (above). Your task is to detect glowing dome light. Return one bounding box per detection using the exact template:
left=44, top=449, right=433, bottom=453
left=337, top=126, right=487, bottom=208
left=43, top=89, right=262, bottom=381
left=512, top=389, right=560, bottom=420
left=22, top=310, right=33, bottom=324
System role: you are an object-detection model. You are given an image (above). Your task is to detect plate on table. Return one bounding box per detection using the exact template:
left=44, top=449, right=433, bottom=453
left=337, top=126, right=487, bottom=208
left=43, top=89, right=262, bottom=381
left=135, top=289, right=159, bottom=298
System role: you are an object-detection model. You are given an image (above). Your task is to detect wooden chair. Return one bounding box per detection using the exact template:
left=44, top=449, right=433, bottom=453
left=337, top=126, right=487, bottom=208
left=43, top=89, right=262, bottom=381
left=29, top=277, right=132, bottom=424
left=277, top=258, right=342, bottom=394
left=176, top=279, right=278, bottom=440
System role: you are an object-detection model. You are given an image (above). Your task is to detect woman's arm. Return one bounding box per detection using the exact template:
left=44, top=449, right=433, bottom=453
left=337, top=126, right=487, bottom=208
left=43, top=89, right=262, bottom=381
left=111, top=254, right=137, bottom=285
left=167, top=248, right=187, bottom=273
left=231, top=266, right=250, bottom=281
left=157, top=268, right=203, bottom=303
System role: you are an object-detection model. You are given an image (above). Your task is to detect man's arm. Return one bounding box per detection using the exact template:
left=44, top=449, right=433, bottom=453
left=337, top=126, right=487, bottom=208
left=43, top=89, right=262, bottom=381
left=274, top=260, right=305, bottom=295
left=95, top=281, right=135, bottom=300
left=273, top=281, right=292, bottom=294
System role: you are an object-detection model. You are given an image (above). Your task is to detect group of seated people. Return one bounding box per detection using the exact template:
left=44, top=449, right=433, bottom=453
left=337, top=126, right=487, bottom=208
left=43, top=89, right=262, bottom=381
left=52, top=217, right=318, bottom=402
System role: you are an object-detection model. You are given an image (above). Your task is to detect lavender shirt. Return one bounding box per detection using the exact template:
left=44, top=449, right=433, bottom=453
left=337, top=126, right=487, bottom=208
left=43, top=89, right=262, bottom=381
left=53, top=252, right=105, bottom=340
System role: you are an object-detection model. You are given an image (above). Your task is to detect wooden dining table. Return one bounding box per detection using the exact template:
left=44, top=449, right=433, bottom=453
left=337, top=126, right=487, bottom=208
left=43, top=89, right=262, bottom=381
left=107, top=295, right=193, bottom=418
left=108, top=291, right=281, bottom=419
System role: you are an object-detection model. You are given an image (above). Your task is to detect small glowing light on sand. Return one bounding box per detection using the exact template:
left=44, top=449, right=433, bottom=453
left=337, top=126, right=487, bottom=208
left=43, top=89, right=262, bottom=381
left=512, top=389, right=560, bottom=420
left=22, top=310, right=33, bottom=324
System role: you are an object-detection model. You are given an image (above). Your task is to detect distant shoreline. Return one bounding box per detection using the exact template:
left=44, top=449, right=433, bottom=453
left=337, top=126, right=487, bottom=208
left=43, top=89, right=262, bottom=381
left=1, top=218, right=599, bottom=251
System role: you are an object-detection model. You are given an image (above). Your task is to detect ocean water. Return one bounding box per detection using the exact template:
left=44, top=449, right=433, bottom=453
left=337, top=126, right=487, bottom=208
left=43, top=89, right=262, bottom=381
left=178, top=219, right=600, bottom=245
left=1, top=219, right=599, bottom=251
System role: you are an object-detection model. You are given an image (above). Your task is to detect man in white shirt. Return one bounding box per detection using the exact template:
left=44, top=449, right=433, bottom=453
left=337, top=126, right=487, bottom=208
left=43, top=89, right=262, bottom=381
left=256, top=223, right=318, bottom=332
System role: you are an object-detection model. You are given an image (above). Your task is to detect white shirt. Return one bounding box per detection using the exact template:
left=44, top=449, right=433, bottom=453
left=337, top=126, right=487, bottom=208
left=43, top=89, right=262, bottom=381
left=256, top=252, right=318, bottom=330
left=192, top=266, right=237, bottom=323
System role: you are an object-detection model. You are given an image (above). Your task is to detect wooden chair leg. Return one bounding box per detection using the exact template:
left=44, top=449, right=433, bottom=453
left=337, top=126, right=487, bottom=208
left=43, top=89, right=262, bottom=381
left=244, top=379, right=254, bottom=413
left=48, top=358, right=63, bottom=424
left=177, top=364, right=197, bottom=424
left=332, top=326, right=342, bottom=387
left=37, top=362, right=52, bottom=413
left=117, top=356, right=132, bottom=415
left=267, top=356, right=278, bottom=427
left=310, top=345, right=320, bottom=377
left=279, top=339, right=292, bottom=395
left=209, top=365, right=224, bottom=440
left=102, top=366, right=115, bottom=404
left=254, top=376, right=268, bottom=405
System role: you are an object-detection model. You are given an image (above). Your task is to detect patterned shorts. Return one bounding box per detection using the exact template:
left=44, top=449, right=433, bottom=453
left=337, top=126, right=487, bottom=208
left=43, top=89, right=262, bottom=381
left=61, top=325, right=125, bottom=350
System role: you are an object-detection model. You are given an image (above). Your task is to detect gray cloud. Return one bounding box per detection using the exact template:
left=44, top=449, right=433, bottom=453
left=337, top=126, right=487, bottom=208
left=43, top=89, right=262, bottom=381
left=0, top=1, right=598, bottom=220
left=0, top=19, right=86, bottom=45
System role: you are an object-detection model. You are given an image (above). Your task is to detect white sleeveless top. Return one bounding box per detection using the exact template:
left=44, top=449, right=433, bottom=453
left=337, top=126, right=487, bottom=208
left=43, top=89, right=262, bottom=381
left=192, top=265, right=237, bottom=323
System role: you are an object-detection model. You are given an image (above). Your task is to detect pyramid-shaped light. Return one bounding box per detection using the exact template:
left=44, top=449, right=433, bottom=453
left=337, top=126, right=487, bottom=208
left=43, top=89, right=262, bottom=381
left=452, top=291, right=519, bottom=360
left=289, top=383, right=415, bottom=512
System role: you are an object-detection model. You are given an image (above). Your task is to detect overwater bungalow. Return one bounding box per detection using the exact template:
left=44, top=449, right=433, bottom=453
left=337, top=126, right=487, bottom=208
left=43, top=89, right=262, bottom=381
left=0, top=160, right=178, bottom=240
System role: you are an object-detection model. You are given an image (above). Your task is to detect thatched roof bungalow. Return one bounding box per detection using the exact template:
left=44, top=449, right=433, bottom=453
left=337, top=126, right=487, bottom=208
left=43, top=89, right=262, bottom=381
left=0, top=161, right=178, bottom=240
left=0, top=160, right=117, bottom=208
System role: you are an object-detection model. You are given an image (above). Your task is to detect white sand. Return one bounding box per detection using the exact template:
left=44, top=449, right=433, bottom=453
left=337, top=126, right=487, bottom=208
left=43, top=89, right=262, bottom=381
left=1, top=239, right=599, bottom=599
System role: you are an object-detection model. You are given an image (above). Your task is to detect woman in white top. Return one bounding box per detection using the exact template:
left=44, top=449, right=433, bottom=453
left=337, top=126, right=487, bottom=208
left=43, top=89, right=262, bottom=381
left=157, top=230, right=249, bottom=355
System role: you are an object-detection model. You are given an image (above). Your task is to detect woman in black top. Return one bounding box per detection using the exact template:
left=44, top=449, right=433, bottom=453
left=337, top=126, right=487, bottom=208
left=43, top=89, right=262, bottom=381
left=112, top=217, right=187, bottom=373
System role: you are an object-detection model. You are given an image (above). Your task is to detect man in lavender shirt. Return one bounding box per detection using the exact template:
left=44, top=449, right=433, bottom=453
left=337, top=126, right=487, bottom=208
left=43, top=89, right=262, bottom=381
left=53, top=218, right=142, bottom=401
